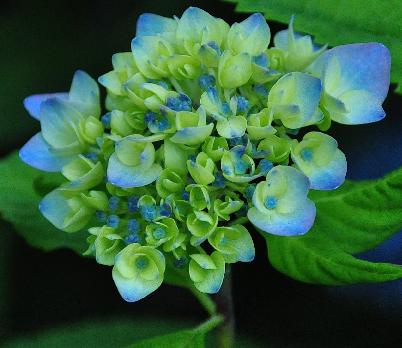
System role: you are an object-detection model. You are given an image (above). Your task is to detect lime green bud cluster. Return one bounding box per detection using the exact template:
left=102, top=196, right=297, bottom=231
left=20, top=7, right=390, bottom=301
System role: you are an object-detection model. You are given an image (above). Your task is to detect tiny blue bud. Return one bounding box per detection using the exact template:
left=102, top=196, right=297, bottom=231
left=125, top=232, right=140, bottom=244
left=95, top=210, right=107, bottom=222
left=145, top=111, right=156, bottom=124
left=253, top=84, right=268, bottom=96
left=174, top=257, right=188, bottom=268
left=158, top=117, right=169, bottom=131
left=198, top=74, right=216, bottom=90
left=258, top=159, right=273, bottom=173
left=140, top=205, right=157, bottom=222
left=153, top=227, right=166, bottom=240
left=101, top=112, right=111, bottom=128
left=221, top=102, right=231, bottom=115
left=135, top=256, right=149, bottom=269
left=127, top=218, right=140, bottom=233
left=237, top=96, right=249, bottom=113
left=213, top=172, right=226, bottom=188
left=84, top=152, right=98, bottom=162
left=160, top=203, right=172, bottom=217
left=234, top=159, right=249, bottom=175
left=127, top=196, right=139, bottom=213
left=245, top=185, right=256, bottom=201
left=253, top=53, right=268, bottom=67
left=300, top=148, right=313, bottom=161
left=109, top=196, right=120, bottom=212
left=107, top=214, right=120, bottom=228
left=182, top=190, right=190, bottom=200
left=264, top=196, right=277, bottom=210
left=207, top=41, right=221, bottom=55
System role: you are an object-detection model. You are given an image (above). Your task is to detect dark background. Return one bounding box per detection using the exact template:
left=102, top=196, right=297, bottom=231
left=1, top=0, right=402, bottom=346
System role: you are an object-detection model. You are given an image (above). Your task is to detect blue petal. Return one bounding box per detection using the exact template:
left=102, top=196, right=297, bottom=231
left=19, top=133, right=74, bottom=172
left=40, top=98, right=83, bottom=153
left=228, top=13, right=270, bottom=55
left=136, top=13, right=177, bottom=37
left=23, top=93, right=68, bottom=120
left=69, top=70, right=100, bottom=117
left=248, top=200, right=316, bottom=236
left=309, top=43, right=390, bottom=101
left=107, top=153, right=162, bottom=188
left=307, top=149, right=347, bottom=190
left=335, top=90, right=386, bottom=124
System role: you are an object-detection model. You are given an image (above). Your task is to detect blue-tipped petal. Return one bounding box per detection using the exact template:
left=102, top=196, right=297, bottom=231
left=107, top=153, right=162, bottom=188
left=248, top=200, right=316, bottom=236
left=23, top=93, right=68, bottom=120
left=309, top=43, right=390, bottom=101
left=39, top=189, right=92, bottom=232
left=19, top=133, right=74, bottom=172
left=40, top=98, right=83, bottom=153
left=136, top=13, right=177, bottom=38
left=268, top=72, right=323, bottom=128
left=335, top=89, right=385, bottom=125
left=307, top=149, right=346, bottom=190
left=69, top=70, right=101, bottom=117
left=227, top=13, right=270, bottom=56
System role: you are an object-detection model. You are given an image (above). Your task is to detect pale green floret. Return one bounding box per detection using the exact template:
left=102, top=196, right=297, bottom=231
left=156, top=169, right=185, bottom=198
left=88, top=226, right=124, bottom=266
left=202, top=136, right=229, bottom=162
left=112, top=244, right=165, bottom=302
left=213, top=196, right=243, bottom=221
left=273, top=16, right=327, bottom=72
left=189, top=251, right=225, bottom=294
left=188, top=184, right=211, bottom=211
left=187, top=210, right=218, bottom=246
left=247, top=108, right=276, bottom=141
left=208, top=225, right=255, bottom=263
left=218, top=51, right=252, bottom=89
left=60, top=155, right=104, bottom=191
left=187, top=152, right=216, bottom=186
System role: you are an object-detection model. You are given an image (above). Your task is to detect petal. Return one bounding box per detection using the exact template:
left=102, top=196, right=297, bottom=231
left=40, top=98, right=83, bottom=153
left=112, top=245, right=165, bottom=302
left=247, top=200, right=316, bottom=236
left=336, top=90, right=386, bottom=124
left=23, top=93, right=68, bottom=120
left=39, top=189, right=92, bottom=232
left=69, top=70, right=100, bottom=117
left=107, top=153, right=162, bottom=188
left=170, top=124, right=214, bottom=145
left=136, top=13, right=177, bottom=39
left=309, top=43, right=390, bottom=101
left=227, top=13, right=270, bottom=56
left=216, top=116, right=247, bottom=139
left=268, top=72, right=322, bottom=128
left=19, top=133, right=74, bottom=172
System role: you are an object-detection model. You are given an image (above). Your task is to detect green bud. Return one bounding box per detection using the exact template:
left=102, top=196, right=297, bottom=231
left=202, top=136, right=229, bottom=162
left=79, top=116, right=104, bottom=144
left=247, top=108, right=276, bottom=141
left=218, top=51, right=252, bottom=89
left=208, top=225, right=255, bottom=263
left=112, top=243, right=165, bottom=302
left=187, top=152, right=215, bottom=186
left=156, top=169, right=185, bottom=198
left=213, top=196, right=243, bottom=221
left=61, top=155, right=104, bottom=191
left=188, top=184, right=210, bottom=211
left=187, top=210, right=218, bottom=246
left=189, top=251, right=225, bottom=294
left=89, top=226, right=124, bottom=266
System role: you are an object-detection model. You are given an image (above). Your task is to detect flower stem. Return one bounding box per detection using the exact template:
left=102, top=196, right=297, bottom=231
left=190, top=286, right=217, bottom=316
left=215, top=265, right=235, bottom=348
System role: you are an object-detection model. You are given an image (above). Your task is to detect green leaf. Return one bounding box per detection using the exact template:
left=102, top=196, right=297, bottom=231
left=126, top=315, right=223, bottom=348
left=227, top=0, right=402, bottom=92
left=264, top=166, right=402, bottom=285
left=0, top=151, right=88, bottom=254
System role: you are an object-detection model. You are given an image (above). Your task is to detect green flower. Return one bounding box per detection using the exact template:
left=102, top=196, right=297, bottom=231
left=88, top=226, right=124, bottom=266
left=189, top=252, right=225, bottom=294
left=112, top=244, right=165, bottom=302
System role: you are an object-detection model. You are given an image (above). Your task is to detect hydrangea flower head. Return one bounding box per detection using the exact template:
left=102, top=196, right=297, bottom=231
left=19, top=7, right=391, bottom=301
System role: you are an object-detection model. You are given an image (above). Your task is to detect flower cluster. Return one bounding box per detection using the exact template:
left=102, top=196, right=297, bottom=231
left=19, top=7, right=390, bottom=301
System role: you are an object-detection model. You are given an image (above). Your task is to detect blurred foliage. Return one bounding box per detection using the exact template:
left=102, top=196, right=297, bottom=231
left=2, top=317, right=262, bottom=348
left=266, top=166, right=402, bottom=284
left=0, top=152, right=88, bottom=253
left=226, top=0, right=402, bottom=92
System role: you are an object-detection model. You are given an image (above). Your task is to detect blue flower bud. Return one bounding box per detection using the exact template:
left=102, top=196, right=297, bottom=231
left=108, top=196, right=120, bottom=212
left=107, top=214, right=120, bottom=228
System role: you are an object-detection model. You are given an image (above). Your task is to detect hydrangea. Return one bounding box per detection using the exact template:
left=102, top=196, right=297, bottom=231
left=19, top=7, right=390, bottom=302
